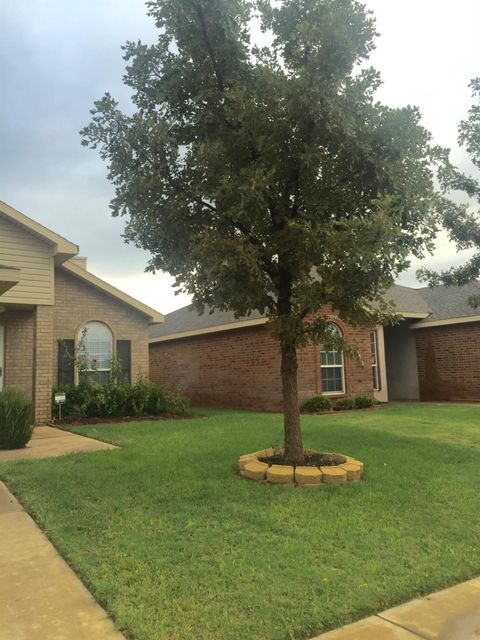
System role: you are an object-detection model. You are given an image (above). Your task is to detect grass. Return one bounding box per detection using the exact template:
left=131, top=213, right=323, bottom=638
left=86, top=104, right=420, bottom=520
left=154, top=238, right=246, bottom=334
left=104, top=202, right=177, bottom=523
left=2, top=403, right=480, bottom=640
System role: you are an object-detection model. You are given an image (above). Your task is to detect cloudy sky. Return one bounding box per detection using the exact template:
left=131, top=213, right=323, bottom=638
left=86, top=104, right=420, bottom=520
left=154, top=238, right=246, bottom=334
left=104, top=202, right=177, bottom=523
left=1, top=0, right=479, bottom=314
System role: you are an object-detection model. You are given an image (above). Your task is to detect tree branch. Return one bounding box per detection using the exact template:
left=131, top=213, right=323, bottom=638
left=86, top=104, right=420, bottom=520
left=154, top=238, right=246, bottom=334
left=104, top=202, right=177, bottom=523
left=192, top=2, right=225, bottom=92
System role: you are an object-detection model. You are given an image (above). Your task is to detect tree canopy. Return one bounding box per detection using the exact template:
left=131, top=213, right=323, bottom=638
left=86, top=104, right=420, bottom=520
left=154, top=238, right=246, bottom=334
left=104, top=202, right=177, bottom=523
left=81, top=0, right=448, bottom=463
left=419, top=78, right=480, bottom=306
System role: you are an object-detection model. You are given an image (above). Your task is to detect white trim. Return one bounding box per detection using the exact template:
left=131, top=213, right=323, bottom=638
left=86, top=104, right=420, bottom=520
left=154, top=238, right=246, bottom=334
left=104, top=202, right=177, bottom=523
left=410, top=315, right=480, bottom=329
left=149, top=317, right=268, bottom=343
left=320, top=323, right=345, bottom=395
left=371, top=330, right=380, bottom=392
left=397, top=312, right=430, bottom=319
left=373, top=325, right=389, bottom=403
left=0, top=200, right=78, bottom=259
left=62, top=261, right=164, bottom=324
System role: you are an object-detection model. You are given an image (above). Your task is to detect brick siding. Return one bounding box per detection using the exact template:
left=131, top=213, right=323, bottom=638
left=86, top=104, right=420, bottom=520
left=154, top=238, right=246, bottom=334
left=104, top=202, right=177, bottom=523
left=416, top=322, right=480, bottom=401
left=1, top=268, right=152, bottom=423
left=53, top=268, right=150, bottom=386
left=2, top=308, right=35, bottom=400
left=33, top=305, right=54, bottom=422
left=149, top=311, right=373, bottom=411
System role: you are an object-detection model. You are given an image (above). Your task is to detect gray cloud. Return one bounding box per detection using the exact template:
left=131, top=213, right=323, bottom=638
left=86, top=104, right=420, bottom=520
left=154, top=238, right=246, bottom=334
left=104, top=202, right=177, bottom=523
left=1, top=0, right=479, bottom=312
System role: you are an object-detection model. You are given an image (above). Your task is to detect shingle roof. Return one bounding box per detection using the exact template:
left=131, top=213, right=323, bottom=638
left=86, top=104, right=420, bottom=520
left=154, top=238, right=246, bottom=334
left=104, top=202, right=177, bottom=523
left=415, top=282, right=480, bottom=324
left=149, top=282, right=480, bottom=340
left=149, top=305, right=265, bottom=339
left=150, top=284, right=430, bottom=340
left=382, top=284, right=430, bottom=315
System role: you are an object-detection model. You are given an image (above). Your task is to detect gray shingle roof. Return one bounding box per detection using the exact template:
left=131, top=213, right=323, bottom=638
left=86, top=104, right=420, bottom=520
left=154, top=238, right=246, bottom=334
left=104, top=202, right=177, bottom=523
left=149, top=282, right=480, bottom=339
left=415, top=282, right=480, bottom=324
left=382, top=284, right=430, bottom=315
left=149, top=305, right=265, bottom=339
left=150, top=284, right=426, bottom=339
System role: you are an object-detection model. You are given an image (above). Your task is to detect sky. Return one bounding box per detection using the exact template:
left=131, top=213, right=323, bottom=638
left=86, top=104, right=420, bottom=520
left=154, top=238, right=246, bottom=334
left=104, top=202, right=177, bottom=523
left=1, top=0, right=479, bottom=314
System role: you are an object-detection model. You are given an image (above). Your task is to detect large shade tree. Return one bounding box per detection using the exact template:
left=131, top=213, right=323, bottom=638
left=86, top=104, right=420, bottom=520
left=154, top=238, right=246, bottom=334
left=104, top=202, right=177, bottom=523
left=82, top=0, right=447, bottom=464
left=419, top=78, right=480, bottom=306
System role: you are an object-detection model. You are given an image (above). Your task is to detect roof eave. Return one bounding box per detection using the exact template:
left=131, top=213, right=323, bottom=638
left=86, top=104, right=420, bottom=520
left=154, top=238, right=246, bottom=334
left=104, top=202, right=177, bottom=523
left=149, top=317, right=268, bottom=343
left=410, top=315, right=480, bottom=329
left=0, top=200, right=78, bottom=262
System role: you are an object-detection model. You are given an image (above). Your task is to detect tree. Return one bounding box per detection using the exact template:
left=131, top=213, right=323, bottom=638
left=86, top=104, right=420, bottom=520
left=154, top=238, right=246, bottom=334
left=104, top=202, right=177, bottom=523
left=81, top=0, right=445, bottom=464
left=418, top=78, right=480, bottom=307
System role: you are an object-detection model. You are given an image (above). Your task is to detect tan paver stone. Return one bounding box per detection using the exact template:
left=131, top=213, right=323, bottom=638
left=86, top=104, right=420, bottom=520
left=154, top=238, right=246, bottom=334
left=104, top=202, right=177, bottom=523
left=266, top=464, right=294, bottom=484
left=345, top=456, right=364, bottom=470
left=310, top=615, right=421, bottom=639
left=320, top=466, right=347, bottom=484
left=243, top=460, right=269, bottom=481
left=295, top=466, right=323, bottom=485
left=340, top=462, right=363, bottom=481
left=380, top=577, right=480, bottom=640
left=238, top=454, right=258, bottom=471
left=0, top=483, right=125, bottom=640
left=0, top=426, right=117, bottom=462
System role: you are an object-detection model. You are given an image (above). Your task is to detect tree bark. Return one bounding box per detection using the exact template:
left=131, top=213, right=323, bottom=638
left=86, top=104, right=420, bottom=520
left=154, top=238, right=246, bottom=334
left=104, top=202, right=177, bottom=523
left=281, top=340, right=304, bottom=465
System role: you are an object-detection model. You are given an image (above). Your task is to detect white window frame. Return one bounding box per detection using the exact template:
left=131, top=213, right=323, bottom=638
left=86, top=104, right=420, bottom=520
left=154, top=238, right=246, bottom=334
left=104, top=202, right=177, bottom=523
left=370, top=330, right=380, bottom=392
left=320, top=323, right=345, bottom=395
left=77, top=321, right=113, bottom=384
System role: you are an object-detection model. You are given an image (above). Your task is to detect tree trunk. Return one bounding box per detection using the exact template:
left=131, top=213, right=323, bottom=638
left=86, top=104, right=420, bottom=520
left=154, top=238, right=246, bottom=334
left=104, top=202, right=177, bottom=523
left=281, top=340, right=304, bottom=465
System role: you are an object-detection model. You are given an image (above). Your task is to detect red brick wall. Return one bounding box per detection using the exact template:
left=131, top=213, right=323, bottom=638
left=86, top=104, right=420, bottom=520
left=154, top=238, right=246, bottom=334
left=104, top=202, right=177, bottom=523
left=416, top=323, right=480, bottom=401
left=149, top=313, right=373, bottom=411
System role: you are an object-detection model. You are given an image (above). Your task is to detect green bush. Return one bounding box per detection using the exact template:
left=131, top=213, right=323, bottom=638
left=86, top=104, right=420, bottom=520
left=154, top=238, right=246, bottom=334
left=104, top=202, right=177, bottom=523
left=301, top=395, right=332, bottom=413
left=0, top=389, right=34, bottom=449
left=51, top=379, right=189, bottom=421
left=354, top=394, right=375, bottom=409
left=334, top=397, right=355, bottom=411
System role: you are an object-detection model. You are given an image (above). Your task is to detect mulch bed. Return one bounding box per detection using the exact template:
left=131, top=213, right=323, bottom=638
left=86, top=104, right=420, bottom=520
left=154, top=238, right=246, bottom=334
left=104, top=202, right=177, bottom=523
left=258, top=452, right=345, bottom=468
left=48, top=414, right=205, bottom=426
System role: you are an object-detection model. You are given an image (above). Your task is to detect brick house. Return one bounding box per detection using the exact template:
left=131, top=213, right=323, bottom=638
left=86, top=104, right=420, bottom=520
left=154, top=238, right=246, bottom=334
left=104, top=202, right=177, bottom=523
left=149, top=282, right=480, bottom=409
left=0, top=200, right=163, bottom=422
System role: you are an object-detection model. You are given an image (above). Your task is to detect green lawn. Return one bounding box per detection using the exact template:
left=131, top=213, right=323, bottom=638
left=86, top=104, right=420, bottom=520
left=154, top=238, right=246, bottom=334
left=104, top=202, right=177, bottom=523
left=2, top=404, right=480, bottom=640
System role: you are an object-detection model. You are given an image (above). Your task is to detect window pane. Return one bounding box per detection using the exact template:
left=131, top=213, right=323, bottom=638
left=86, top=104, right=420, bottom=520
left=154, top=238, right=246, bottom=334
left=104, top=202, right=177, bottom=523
left=372, top=365, right=379, bottom=391
left=320, top=323, right=344, bottom=393
left=78, top=322, right=113, bottom=372
left=321, top=366, right=344, bottom=393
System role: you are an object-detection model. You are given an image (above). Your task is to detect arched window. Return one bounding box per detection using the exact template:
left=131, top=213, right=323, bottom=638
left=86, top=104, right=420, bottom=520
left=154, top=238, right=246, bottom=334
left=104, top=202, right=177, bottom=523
left=320, top=323, right=345, bottom=394
left=77, top=321, right=113, bottom=384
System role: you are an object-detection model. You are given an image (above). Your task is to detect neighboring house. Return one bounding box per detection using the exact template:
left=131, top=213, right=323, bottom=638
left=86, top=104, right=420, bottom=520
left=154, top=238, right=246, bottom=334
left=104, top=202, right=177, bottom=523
left=0, top=200, right=163, bottom=422
left=149, top=282, right=480, bottom=409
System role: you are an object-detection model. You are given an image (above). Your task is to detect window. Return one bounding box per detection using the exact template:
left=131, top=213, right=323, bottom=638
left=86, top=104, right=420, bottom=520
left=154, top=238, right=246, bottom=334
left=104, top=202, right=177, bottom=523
left=370, top=331, right=380, bottom=391
left=320, top=323, right=345, bottom=394
left=77, top=321, right=113, bottom=384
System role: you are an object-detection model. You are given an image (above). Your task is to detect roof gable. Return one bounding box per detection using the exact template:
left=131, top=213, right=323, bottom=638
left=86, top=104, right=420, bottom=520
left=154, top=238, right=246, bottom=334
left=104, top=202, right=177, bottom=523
left=0, top=200, right=78, bottom=264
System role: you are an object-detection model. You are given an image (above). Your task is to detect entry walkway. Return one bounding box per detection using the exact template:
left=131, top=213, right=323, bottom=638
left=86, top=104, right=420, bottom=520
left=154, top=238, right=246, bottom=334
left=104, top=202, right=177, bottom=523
left=0, top=425, right=116, bottom=462
left=312, top=577, right=480, bottom=639
left=0, top=482, right=125, bottom=640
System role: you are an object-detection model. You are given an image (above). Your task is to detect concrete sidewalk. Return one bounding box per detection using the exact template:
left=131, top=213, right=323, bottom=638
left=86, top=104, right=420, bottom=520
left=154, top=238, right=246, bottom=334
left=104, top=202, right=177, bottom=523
left=0, top=482, right=125, bottom=640
left=312, top=577, right=480, bottom=639
left=0, top=425, right=116, bottom=462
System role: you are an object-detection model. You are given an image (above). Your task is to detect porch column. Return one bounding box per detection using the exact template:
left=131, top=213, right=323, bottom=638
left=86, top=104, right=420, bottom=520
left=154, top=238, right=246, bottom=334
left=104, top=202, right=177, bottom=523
left=33, top=305, right=54, bottom=423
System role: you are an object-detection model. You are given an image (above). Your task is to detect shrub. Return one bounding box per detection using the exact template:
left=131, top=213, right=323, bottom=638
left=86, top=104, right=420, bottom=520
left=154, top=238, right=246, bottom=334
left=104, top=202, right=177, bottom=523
left=164, top=389, right=189, bottom=415
left=354, top=394, right=375, bottom=409
left=334, top=397, right=355, bottom=411
left=301, top=395, right=332, bottom=413
left=0, top=389, right=34, bottom=449
left=51, top=379, right=189, bottom=421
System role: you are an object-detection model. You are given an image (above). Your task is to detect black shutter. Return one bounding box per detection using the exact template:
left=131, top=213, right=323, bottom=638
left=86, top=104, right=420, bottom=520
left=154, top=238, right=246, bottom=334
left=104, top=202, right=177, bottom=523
left=57, top=339, right=74, bottom=386
left=116, top=340, right=131, bottom=384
